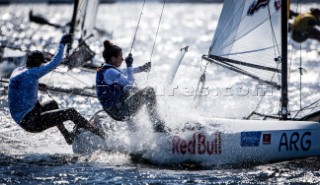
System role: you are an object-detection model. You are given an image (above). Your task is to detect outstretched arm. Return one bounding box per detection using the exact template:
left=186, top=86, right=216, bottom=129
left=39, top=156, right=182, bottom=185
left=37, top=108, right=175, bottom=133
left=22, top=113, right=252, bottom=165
left=28, top=44, right=65, bottom=79
left=28, top=34, right=72, bottom=79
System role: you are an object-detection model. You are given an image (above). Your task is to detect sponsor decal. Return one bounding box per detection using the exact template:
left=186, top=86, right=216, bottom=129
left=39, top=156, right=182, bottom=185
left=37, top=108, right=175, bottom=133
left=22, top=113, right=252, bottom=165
left=172, top=132, right=221, bottom=155
left=247, top=0, right=270, bottom=16
left=263, top=133, right=271, bottom=145
left=278, top=131, right=311, bottom=152
left=241, top=132, right=261, bottom=147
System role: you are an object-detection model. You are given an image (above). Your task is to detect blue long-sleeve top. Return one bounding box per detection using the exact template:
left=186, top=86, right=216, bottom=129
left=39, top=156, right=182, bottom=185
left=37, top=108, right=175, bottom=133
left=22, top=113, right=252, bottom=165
left=8, top=44, right=65, bottom=124
left=103, top=64, right=143, bottom=87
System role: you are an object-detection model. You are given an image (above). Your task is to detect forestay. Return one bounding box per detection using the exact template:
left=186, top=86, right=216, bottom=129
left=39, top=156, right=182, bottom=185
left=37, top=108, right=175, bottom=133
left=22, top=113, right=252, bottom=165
left=203, top=0, right=282, bottom=88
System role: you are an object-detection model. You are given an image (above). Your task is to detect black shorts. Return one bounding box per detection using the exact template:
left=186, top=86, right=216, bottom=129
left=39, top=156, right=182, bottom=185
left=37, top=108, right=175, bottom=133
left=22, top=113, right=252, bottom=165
left=19, top=100, right=58, bottom=133
left=19, top=100, right=89, bottom=133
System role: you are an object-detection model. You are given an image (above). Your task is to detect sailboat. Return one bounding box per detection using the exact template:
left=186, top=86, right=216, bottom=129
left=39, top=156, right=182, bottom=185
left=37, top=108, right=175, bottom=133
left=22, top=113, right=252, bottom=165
left=0, top=0, right=99, bottom=73
left=0, top=0, right=101, bottom=96
left=72, top=0, right=320, bottom=166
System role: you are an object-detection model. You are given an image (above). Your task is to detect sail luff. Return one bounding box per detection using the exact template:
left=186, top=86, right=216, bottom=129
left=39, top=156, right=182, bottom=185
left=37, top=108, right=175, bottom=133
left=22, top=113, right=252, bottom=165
left=280, top=0, right=289, bottom=119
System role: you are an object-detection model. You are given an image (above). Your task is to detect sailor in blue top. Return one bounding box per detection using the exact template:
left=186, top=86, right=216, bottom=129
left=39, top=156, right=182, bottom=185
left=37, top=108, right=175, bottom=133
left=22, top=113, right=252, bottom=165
left=96, top=40, right=168, bottom=132
left=8, top=34, right=104, bottom=145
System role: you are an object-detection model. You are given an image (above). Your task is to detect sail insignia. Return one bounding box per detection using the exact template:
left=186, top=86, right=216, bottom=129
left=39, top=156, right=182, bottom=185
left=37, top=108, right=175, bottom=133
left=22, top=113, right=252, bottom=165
left=206, top=0, right=282, bottom=88
left=247, top=0, right=270, bottom=16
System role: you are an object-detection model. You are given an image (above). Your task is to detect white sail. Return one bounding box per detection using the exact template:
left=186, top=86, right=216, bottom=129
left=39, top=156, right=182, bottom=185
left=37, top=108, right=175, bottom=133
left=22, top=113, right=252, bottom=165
left=207, top=0, right=282, bottom=87
left=66, top=0, right=99, bottom=69
left=74, top=0, right=100, bottom=41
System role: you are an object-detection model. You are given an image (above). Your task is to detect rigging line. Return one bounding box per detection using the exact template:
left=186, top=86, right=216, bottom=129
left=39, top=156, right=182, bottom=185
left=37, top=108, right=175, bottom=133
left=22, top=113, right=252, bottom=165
left=298, top=0, right=303, bottom=110
left=43, top=70, right=65, bottom=108
left=54, top=68, right=93, bottom=87
left=252, top=3, right=282, bottom=116
left=129, top=0, right=146, bottom=54
left=146, top=0, right=166, bottom=83
left=299, top=40, right=302, bottom=110
left=148, top=0, right=166, bottom=63
left=267, top=3, right=280, bottom=57
left=293, top=100, right=320, bottom=119
left=47, top=0, right=94, bottom=96
left=49, top=0, right=86, bottom=89
left=209, top=55, right=280, bottom=72
left=290, top=0, right=303, bottom=116
left=306, top=101, right=320, bottom=114
left=43, top=43, right=91, bottom=91
left=203, top=55, right=280, bottom=89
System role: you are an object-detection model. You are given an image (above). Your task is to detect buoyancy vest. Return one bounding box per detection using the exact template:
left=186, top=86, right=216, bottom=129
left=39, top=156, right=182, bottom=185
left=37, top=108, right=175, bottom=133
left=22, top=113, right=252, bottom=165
left=96, top=65, right=125, bottom=109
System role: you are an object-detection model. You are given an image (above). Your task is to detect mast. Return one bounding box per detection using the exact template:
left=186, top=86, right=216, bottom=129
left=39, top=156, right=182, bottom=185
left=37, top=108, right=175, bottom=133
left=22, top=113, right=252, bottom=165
left=280, top=0, right=289, bottom=120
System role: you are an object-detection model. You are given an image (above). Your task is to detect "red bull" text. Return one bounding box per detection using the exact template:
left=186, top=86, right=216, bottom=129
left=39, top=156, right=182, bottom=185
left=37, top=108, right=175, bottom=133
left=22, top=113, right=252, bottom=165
left=172, top=132, right=221, bottom=155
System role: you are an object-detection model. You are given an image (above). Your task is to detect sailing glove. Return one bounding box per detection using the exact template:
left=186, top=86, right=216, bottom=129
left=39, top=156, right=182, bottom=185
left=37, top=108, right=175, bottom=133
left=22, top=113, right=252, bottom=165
left=125, top=53, right=133, bottom=67
left=139, top=62, right=151, bottom=72
left=60, top=34, right=72, bottom=45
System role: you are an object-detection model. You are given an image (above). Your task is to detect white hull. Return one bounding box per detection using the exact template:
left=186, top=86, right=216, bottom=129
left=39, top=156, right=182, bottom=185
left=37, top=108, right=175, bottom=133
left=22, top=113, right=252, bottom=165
left=72, top=114, right=320, bottom=166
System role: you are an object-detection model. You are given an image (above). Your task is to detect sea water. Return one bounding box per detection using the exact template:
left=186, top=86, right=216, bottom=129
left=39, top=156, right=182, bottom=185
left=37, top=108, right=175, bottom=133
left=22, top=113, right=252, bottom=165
left=1, top=2, right=320, bottom=184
